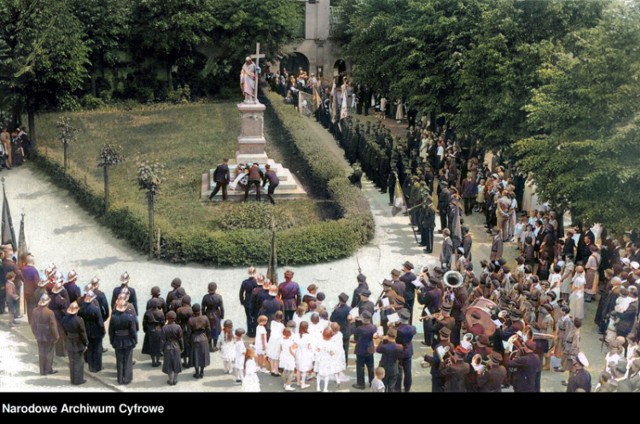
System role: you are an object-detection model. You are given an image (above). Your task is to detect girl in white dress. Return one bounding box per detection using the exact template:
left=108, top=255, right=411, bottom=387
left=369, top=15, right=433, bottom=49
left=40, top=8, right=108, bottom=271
left=242, top=347, right=261, bottom=392
left=279, top=327, right=296, bottom=391
left=314, top=327, right=336, bottom=392
left=234, top=328, right=247, bottom=383
left=220, top=320, right=235, bottom=374
left=329, top=322, right=346, bottom=381
left=569, top=268, right=586, bottom=320
left=267, top=311, right=285, bottom=376
left=255, top=315, right=269, bottom=373
left=295, top=321, right=314, bottom=390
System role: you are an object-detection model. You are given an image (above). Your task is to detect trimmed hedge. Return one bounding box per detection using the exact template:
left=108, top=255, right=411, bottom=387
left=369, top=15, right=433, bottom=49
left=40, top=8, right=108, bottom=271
left=34, top=96, right=374, bottom=266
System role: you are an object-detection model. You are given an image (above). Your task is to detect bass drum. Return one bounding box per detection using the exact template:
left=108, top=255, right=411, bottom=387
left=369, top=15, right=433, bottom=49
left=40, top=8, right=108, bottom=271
left=465, top=297, right=498, bottom=337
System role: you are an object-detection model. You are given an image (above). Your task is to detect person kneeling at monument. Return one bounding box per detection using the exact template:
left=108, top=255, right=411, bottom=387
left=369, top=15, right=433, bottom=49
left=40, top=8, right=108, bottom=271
left=262, top=164, right=279, bottom=205
left=245, top=163, right=264, bottom=201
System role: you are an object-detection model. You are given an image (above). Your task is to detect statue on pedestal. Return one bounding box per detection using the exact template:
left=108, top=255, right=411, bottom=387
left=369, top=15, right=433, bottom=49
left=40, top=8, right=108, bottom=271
left=240, top=56, right=257, bottom=103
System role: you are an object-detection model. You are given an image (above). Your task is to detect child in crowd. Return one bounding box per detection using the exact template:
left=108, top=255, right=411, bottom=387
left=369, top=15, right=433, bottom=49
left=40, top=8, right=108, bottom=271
left=234, top=328, right=247, bottom=383
left=330, top=322, right=346, bottom=381
left=220, top=320, right=235, bottom=374
left=266, top=311, right=284, bottom=376
left=255, top=315, right=269, bottom=373
left=242, top=347, right=260, bottom=392
left=295, top=321, right=314, bottom=390
left=279, top=326, right=297, bottom=391
left=370, top=367, right=386, bottom=392
left=314, top=327, right=336, bottom=392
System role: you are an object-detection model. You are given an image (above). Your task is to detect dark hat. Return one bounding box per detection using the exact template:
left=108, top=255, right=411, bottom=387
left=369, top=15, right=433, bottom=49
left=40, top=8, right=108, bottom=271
left=433, top=267, right=444, bottom=275
left=181, top=295, right=191, bottom=305
left=338, top=292, right=349, bottom=303
left=361, top=310, right=372, bottom=321
left=208, top=282, right=217, bottom=292
left=439, top=327, right=451, bottom=337
left=440, top=300, right=452, bottom=314
left=510, top=309, right=523, bottom=319
left=166, top=311, right=177, bottom=320
left=398, top=309, right=411, bottom=321
left=361, top=289, right=371, bottom=297
left=151, top=286, right=161, bottom=296
left=171, top=277, right=182, bottom=288
left=490, top=351, right=502, bottom=365
left=402, top=261, right=414, bottom=270
left=192, top=303, right=201, bottom=313
left=386, top=328, right=397, bottom=339
left=428, top=276, right=440, bottom=286
left=357, top=273, right=367, bottom=283
left=391, top=269, right=401, bottom=277
left=476, top=335, right=490, bottom=347
left=382, top=279, right=393, bottom=287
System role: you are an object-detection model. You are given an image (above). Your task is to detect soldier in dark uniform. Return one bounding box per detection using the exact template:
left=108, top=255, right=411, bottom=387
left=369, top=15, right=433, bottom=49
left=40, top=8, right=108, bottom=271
left=64, top=271, right=81, bottom=304
left=395, top=309, right=417, bottom=392
left=89, top=277, right=110, bottom=323
left=188, top=304, right=211, bottom=379
left=251, top=277, right=270, bottom=329
left=356, top=290, right=375, bottom=318
left=109, top=298, right=137, bottom=385
left=418, top=273, right=442, bottom=346
left=202, top=282, right=224, bottom=351
left=111, top=272, right=138, bottom=316
left=147, top=286, right=166, bottom=314
left=61, top=301, right=88, bottom=385
left=477, top=351, right=507, bottom=392
left=376, top=327, right=402, bottom=392
left=451, top=284, right=469, bottom=346
left=567, top=352, right=592, bottom=392
left=31, top=294, right=59, bottom=375
left=348, top=162, right=363, bottom=190
left=142, top=298, right=165, bottom=367
left=162, top=311, right=183, bottom=385
left=351, top=274, right=369, bottom=308
left=330, top=292, right=351, bottom=365
left=176, top=295, right=194, bottom=368
left=239, top=267, right=258, bottom=337
left=33, top=279, right=48, bottom=323
left=79, top=290, right=105, bottom=373
left=504, top=339, right=542, bottom=392
left=437, top=181, right=451, bottom=232
left=419, top=198, right=436, bottom=253
left=352, top=310, right=376, bottom=390
left=49, top=281, right=69, bottom=357
left=423, top=327, right=453, bottom=392
left=399, top=261, right=417, bottom=324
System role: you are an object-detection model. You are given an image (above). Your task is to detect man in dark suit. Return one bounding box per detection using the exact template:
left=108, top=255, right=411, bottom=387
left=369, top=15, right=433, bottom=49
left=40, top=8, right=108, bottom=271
left=437, top=181, right=450, bottom=232
left=477, top=351, right=507, bottom=392
left=417, top=274, right=442, bottom=346
left=504, top=339, right=542, bottom=392
left=390, top=269, right=406, bottom=301
left=79, top=290, right=105, bottom=373
left=490, top=229, right=504, bottom=262
left=440, top=228, right=454, bottom=270
left=111, top=272, right=138, bottom=316
left=329, top=292, right=351, bottom=365
left=352, top=311, right=376, bottom=389
left=245, top=162, right=264, bottom=201
left=442, top=346, right=471, bottom=392
left=258, top=286, right=284, bottom=331
left=567, top=352, right=591, bottom=392
left=208, top=158, right=230, bottom=201
left=262, top=164, right=280, bottom=205
left=109, top=298, right=138, bottom=385
left=21, top=254, right=40, bottom=324
left=89, top=277, right=110, bottom=322
left=419, top=199, right=436, bottom=253
left=31, top=294, right=59, bottom=375
left=61, top=301, right=88, bottom=385
left=395, top=309, right=417, bottom=392
left=399, top=261, right=417, bottom=324
left=351, top=274, right=369, bottom=308
left=239, top=267, right=258, bottom=337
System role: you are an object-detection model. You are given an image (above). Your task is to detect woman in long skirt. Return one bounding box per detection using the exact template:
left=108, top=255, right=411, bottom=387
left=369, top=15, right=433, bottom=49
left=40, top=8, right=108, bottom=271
left=188, top=303, right=211, bottom=379
left=162, top=311, right=183, bottom=385
left=201, top=282, right=224, bottom=352
left=142, top=298, right=165, bottom=367
left=569, top=270, right=586, bottom=320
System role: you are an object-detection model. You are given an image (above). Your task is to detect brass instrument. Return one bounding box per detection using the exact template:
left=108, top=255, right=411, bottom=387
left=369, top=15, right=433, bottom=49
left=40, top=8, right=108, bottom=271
left=444, top=270, right=464, bottom=289
left=471, top=353, right=491, bottom=374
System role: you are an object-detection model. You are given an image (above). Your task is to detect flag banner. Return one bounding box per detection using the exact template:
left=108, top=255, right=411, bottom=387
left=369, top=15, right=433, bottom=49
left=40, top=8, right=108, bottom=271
left=392, top=177, right=407, bottom=216
left=1, top=182, right=16, bottom=248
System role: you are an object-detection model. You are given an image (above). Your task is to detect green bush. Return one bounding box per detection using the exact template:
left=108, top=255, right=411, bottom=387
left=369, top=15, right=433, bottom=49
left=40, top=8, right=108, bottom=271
left=81, top=95, right=106, bottom=110
left=35, top=95, right=374, bottom=266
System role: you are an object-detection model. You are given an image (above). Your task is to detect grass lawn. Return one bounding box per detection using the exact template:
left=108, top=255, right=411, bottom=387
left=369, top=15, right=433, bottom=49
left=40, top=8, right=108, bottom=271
left=36, top=102, right=331, bottom=234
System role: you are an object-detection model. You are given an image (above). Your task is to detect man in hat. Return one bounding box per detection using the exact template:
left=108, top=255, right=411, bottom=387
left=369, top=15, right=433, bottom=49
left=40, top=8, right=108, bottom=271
left=90, top=277, right=110, bottom=322
left=258, top=285, right=284, bottom=333
left=356, top=289, right=375, bottom=321
left=390, top=269, right=406, bottom=300
left=462, top=227, right=472, bottom=262
left=111, top=272, right=138, bottom=316
left=477, top=351, right=507, bottom=392
left=278, top=270, right=301, bottom=323
left=376, top=327, right=402, bottom=392
left=79, top=290, right=105, bottom=373
left=65, top=271, right=81, bottom=304
left=239, top=267, right=258, bottom=337
left=61, top=301, right=88, bottom=385
left=351, top=273, right=369, bottom=308
left=437, top=180, right=450, bottom=232
left=49, top=279, right=69, bottom=357
left=442, top=345, right=471, bottom=392
left=176, top=295, right=194, bottom=368
left=378, top=280, right=405, bottom=334
left=423, top=326, right=453, bottom=392
left=399, top=261, right=417, bottom=324
left=490, top=228, right=504, bottom=262
left=109, top=298, right=137, bottom=385
left=567, top=352, right=591, bottom=392
left=395, top=308, right=417, bottom=392
left=461, top=174, right=477, bottom=216
left=504, top=339, right=542, bottom=392
left=330, top=292, right=352, bottom=365
left=208, top=158, right=230, bottom=201
left=262, top=163, right=280, bottom=205
left=419, top=198, right=436, bottom=253
left=33, top=278, right=48, bottom=325
left=251, top=275, right=270, bottom=328
left=21, top=254, right=39, bottom=324
left=440, top=229, right=454, bottom=270
left=31, top=294, right=59, bottom=375
left=451, top=284, right=469, bottom=346
left=0, top=244, right=20, bottom=315
left=418, top=273, right=442, bottom=346
left=352, top=310, right=377, bottom=389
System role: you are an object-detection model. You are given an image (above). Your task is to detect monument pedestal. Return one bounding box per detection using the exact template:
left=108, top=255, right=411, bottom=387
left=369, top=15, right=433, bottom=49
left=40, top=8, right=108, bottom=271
left=202, top=101, right=307, bottom=201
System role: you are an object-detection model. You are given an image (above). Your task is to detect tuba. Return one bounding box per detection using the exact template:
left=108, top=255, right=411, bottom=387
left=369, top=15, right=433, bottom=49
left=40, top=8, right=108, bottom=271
left=444, top=271, right=464, bottom=289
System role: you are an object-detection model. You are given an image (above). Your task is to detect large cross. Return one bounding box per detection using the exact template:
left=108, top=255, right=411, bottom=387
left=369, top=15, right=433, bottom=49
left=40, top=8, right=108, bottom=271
left=250, top=42, right=265, bottom=102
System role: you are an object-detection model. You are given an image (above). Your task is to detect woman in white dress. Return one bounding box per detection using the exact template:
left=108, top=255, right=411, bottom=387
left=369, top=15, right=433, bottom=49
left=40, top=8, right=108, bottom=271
left=294, top=321, right=314, bottom=390
left=242, top=347, right=261, bottom=392
left=314, top=327, right=336, bottom=392
left=569, top=268, right=586, bottom=320
left=266, top=311, right=285, bottom=376
left=279, top=327, right=297, bottom=391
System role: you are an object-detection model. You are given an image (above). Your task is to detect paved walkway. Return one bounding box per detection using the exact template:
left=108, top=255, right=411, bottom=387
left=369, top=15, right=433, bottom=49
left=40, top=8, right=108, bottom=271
left=0, top=112, right=605, bottom=392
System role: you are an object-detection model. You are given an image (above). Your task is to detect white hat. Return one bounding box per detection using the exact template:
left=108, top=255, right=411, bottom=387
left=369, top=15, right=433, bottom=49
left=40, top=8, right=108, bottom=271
left=577, top=352, right=589, bottom=367
left=557, top=261, right=566, bottom=268
left=631, top=261, right=639, bottom=270
left=622, top=258, right=631, bottom=265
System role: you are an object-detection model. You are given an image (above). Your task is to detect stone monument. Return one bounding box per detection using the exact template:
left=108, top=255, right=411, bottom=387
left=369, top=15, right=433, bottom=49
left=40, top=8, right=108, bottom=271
left=202, top=43, right=307, bottom=201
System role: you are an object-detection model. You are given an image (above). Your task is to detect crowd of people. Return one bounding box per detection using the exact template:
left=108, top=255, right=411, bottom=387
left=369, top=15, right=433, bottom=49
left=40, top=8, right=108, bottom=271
left=0, top=127, right=31, bottom=170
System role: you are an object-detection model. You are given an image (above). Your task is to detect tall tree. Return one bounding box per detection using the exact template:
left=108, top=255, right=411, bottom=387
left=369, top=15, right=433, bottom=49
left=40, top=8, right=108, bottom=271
left=56, top=116, right=78, bottom=173
left=136, top=160, right=165, bottom=259
left=97, top=143, right=125, bottom=213
left=0, top=0, right=89, bottom=149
